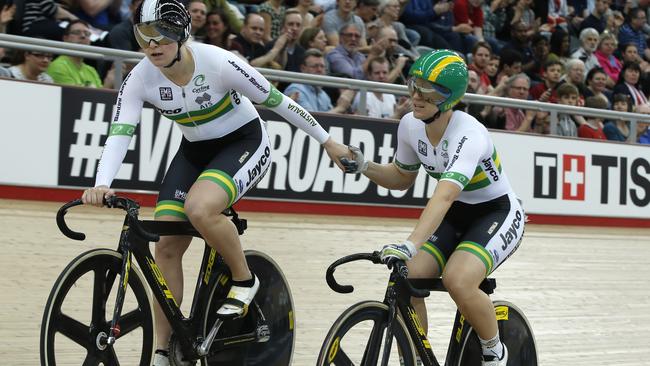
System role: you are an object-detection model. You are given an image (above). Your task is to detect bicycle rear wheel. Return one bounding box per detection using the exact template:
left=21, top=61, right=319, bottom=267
left=40, top=249, right=154, bottom=366
left=202, top=250, right=295, bottom=366
left=456, top=301, right=537, bottom=366
left=317, top=300, right=417, bottom=366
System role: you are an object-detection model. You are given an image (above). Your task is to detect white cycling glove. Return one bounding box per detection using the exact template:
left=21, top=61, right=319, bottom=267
left=380, top=240, right=417, bottom=267
left=340, top=145, right=369, bottom=174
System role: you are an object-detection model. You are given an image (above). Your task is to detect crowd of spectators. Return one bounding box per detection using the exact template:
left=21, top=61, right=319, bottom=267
left=1, top=0, right=650, bottom=144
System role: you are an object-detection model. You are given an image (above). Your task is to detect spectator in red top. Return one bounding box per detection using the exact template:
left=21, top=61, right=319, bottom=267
left=453, top=0, right=484, bottom=40
left=529, top=59, right=564, bottom=102
left=468, top=41, right=493, bottom=93
left=578, top=96, right=608, bottom=139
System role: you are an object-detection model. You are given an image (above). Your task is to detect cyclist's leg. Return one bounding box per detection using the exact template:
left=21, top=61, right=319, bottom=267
left=407, top=219, right=458, bottom=331
left=185, top=118, right=271, bottom=314
left=152, top=146, right=202, bottom=351
left=442, top=193, right=524, bottom=357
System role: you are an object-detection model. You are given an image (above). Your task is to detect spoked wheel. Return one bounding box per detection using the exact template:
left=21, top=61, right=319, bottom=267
left=202, top=250, right=295, bottom=366
left=40, top=249, right=155, bottom=366
left=456, top=301, right=537, bottom=366
left=317, top=301, right=417, bottom=366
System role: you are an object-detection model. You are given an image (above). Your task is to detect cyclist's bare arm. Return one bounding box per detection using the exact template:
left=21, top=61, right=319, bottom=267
left=364, top=162, right=417, bottom=190
left=407, top=180, right=461, bottom=245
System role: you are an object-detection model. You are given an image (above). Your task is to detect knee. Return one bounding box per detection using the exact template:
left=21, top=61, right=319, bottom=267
left=184, top=199, right=216, bottom=226
left=156, top=237, right=186, bottom=261
left=442, top=271, right=473, bottom=301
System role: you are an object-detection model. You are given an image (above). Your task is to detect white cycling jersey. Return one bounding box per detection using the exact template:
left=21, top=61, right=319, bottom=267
left=96, top=42, right=330, bottom=187
left=394, top=110, right=513, bottom=204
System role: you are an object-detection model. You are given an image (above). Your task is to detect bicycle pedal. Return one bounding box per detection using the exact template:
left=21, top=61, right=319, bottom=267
left=256, top=324, right=270, bottom=342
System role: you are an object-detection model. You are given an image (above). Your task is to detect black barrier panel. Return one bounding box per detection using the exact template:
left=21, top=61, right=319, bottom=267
left=57, top=86, right=433, bottom=208
left=58, top=87, right=174, bottom=192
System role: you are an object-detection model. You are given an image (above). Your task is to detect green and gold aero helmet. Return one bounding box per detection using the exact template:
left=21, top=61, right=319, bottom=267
left=407, top=49, right=468, bottom=112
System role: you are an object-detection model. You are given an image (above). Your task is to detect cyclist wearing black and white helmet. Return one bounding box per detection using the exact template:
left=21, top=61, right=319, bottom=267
left=81, top=0, right=349, bottom=363
left=341, top=50, right=525, bottom=366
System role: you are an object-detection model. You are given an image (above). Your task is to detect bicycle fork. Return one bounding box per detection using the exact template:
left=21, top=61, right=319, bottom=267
left=100, top=247, right=133, bottom=348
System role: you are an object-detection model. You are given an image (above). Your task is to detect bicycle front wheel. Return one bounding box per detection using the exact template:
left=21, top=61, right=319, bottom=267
left=40, top=249, right=155, bottom=366
left=317, top=300, right=417, bottom=366
left=202, top=250, right=295, bottom=366
left=456, top=300, right=537, bottom=366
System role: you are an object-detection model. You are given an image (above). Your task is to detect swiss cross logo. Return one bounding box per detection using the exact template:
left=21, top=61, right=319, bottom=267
left=562, top=155, right=585, bottom=200
left=533, top=152, right=586, bottom=201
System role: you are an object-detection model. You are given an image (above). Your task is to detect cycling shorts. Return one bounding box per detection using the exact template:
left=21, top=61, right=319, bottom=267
left=421, top=192, right=524, bottom=275
left=155, top=118, right=271, bottom=220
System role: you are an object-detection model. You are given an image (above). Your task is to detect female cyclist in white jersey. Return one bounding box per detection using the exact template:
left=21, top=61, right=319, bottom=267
left=81, top=0, right=349, bottom=363
left=341, top=49, right=525, bottom=366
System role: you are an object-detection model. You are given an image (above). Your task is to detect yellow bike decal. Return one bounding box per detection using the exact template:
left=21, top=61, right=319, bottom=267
left=495, top=306, right=509, bottom=321
left=455, top=314, right=466, bottom=343
left=408, top=307, right=431, bottom=348
left=146, top=257, right=178, bottom=307
left=203, top=248, right=217, bottom=285
left=123, top=253, right=131, bottom=290
left=328, top=337, right=340, bottom=363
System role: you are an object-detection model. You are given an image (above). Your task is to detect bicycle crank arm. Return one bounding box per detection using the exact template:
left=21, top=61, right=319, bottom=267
left=198, top=318, right=224, bottom=356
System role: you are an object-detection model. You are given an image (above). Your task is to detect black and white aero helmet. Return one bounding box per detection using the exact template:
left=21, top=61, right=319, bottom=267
left=134, top=0, right=191, bottom=44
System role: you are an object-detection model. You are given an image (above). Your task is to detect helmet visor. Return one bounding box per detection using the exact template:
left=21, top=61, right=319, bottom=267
left=134, top=21, right=183, bottom=49
left=407, top=77, right=451, bottom=105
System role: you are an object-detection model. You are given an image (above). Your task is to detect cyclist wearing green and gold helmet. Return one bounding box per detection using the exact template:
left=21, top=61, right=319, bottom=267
left=341, top=49, right=524, bottom=366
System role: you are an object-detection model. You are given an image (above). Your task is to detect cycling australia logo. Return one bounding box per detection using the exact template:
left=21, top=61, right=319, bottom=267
left=159, top=87, right=173, bottom=101
left=192, top=74, right=210, bottom=93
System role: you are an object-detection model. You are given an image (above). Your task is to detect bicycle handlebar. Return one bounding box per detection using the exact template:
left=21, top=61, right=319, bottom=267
left=56, top=196, right=160, bottom=242
left=325, top=252, right=430, bottom=298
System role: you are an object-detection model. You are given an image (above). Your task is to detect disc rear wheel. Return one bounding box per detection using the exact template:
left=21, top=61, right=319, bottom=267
left=202, top=250, right=294, bottom=366
left=457, top=301, right=537, bottom=366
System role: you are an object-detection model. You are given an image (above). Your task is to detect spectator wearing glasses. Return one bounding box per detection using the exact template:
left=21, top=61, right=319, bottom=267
left=322, top=0, right=366, bottom=47
left=326, top=23, right=366, bottom=79
left=284, top=48, right=355, bottom=112
left=487, top=73, right=536, bottom=131
left=47, top=20, right=104, bottom=87
left=7, top=50, right=54, bottom=82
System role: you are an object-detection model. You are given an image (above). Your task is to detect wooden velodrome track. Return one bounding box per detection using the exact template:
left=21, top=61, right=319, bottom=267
left=1, top=199, right=649, bottom=365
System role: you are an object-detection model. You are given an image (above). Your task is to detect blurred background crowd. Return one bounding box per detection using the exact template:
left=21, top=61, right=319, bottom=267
left=0, top=0, right=649, bottom=143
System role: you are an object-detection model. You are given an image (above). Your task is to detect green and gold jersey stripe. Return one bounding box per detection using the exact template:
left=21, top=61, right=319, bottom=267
left=197, top=169, right=237, bottom=207
left=165, top=94, right=233, bottom=126
left=109, top=123, right=136, bottom=137
left=456, top=241, right=494, bottom=274
left=464, top=148, right=502, bottom=192
left=155, top=200, right=187, bottom=220
left=393, top=158, right=421, bottom=171
left=421, top=241, right=446, bottom=271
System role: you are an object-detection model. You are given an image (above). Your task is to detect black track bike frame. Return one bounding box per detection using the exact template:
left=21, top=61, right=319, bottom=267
left=57, top=198, right=250, bottom=361
left=326, top=252, right=496, bottom=366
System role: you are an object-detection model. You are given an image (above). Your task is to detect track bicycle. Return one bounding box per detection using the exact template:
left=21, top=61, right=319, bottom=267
left=40, top=196, right=295, bottom=366
left=317, top=252, right=537, bottom=366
